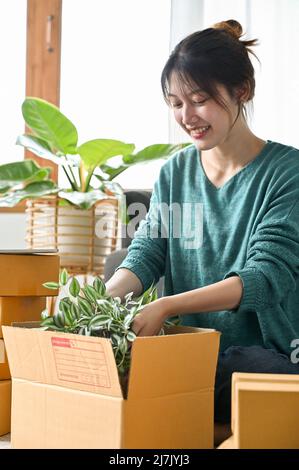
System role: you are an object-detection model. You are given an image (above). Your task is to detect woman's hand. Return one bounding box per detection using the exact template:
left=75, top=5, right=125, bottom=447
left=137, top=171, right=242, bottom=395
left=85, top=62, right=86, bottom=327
left=131, top=298, right=169, bottom=337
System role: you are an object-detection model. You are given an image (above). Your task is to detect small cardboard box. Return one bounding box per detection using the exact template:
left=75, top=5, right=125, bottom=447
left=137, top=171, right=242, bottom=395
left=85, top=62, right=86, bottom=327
left=0, top=297, right=46, bottom=338
left=3, top=324, right=220, bottom=449
left=0, top=339, right=10, bottom=380
left=0, top=380, right=11, bottom=436
left=229, top=372, right=299, bottom=449
left=217, top=435, right=236, bottom=449
left=0, top=253, right=59, bottom=296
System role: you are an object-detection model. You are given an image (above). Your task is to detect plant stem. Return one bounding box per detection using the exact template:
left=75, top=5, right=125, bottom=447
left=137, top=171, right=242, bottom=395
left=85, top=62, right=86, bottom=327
left=79, top=163, right=86, bottom=190
left=68, top=165, right=80, bottom=191
left=62, top=166, right=77, bottom=191
left=84, top=169, right=94, bottom=192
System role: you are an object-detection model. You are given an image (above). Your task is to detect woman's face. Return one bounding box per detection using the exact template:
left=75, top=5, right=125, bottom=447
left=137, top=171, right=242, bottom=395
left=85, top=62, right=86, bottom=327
left=168, top=73, right=240, bottom=151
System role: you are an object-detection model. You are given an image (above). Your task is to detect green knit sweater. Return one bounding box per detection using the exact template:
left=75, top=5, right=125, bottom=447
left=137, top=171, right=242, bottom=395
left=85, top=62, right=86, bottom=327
left=118, top=141, right=299, bottom=355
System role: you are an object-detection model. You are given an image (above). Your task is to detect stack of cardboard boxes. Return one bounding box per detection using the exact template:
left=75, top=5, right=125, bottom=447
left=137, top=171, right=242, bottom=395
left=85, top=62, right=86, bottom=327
left=0, top=253, right=59, bottom=437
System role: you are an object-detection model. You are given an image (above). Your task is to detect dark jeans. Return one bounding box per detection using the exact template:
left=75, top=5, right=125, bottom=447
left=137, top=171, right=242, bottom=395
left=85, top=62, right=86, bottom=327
left=214, top=345, right=299, bottom=424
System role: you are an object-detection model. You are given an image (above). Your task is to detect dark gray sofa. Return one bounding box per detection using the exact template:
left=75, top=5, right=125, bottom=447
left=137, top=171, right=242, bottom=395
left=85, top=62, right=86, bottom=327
left=104, top=189, right=164, bottom=297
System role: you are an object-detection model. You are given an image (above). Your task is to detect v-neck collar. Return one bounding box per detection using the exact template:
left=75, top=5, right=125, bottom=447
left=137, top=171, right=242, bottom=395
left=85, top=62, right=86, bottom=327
left=198, top=140, right=271, bottom=191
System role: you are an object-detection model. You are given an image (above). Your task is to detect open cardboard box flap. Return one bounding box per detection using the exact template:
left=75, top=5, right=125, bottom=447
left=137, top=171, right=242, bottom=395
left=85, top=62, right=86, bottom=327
left=3, top=323, right=220, bottom=400
left=129, top=326, right=219, bottom=399
left=3, top=325, right=122, bottom=397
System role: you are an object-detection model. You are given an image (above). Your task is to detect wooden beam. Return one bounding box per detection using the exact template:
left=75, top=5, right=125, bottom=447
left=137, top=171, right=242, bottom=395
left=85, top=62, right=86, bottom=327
left=25, top=0, right=62, bottom=182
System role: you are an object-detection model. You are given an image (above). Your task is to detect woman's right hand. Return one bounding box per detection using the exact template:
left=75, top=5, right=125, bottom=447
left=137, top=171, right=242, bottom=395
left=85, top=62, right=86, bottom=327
left=132, top=298, right=169, bottom=337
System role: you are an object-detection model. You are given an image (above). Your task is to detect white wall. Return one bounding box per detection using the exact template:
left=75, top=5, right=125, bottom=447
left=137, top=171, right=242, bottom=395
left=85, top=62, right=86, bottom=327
left=1, top=0, right=26, bottom=166
left=0, top=214, right=26, bottom=249
left=169, top=0, right=299, bottom=148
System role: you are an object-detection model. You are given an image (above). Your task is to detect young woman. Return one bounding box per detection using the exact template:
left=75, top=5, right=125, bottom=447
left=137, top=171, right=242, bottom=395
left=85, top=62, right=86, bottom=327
left=106, top=20, right=299, bottom=444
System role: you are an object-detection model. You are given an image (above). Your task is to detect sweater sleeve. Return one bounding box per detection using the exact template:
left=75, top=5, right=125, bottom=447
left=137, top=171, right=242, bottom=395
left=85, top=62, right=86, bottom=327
left=115, top=167, right=169, bottom=292
left=224, top=195, right=299, bottom=313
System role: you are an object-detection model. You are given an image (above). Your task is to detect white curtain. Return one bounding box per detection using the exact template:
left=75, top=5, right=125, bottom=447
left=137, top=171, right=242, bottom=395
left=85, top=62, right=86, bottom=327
left=169, top=0, right=299, bottom=149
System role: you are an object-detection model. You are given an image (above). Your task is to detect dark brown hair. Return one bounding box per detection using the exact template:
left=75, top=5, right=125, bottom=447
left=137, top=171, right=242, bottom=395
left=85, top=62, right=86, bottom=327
left=161, top=19, right=259, bottom=119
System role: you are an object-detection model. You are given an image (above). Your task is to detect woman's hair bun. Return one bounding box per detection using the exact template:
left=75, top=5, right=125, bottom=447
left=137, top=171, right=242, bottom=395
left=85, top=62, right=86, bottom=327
left=213, top=19, right=243, bottom=40
left=212, top=19, right=259, bottom=56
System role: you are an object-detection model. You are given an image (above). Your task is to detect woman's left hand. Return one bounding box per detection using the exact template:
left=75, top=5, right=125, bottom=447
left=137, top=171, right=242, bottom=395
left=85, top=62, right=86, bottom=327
left=131, top=298, right=169, bottom=337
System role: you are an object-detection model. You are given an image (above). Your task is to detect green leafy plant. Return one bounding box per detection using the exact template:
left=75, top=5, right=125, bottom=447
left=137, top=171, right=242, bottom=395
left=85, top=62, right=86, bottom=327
left=0, top=97, right=189, bottom=209
left=41, top=269, right=179, bottom=395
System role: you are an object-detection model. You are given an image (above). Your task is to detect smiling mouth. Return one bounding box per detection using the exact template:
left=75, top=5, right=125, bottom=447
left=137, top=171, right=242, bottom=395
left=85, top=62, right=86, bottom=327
left=190, top=125, right=211, bottom=138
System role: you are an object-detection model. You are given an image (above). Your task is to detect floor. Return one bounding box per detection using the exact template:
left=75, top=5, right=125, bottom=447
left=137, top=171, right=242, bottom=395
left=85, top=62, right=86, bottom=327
left=0, top=434, right=11, bottom=449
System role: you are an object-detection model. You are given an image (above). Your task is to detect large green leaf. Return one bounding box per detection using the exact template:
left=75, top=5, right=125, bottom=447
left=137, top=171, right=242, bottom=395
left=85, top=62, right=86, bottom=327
left=22, top=97, right=78, bottom=154
left=99, top=164, right=129, bottom=181
left=0, top=160, right=50, bottom=193
left=0, top=159, right=41, bottom=182
left=123, top=143, right=191, bottom=164
left=0, top=180, right=58, bottom=207
left=0, top=184, right=10, bottom=194
left=16, top=134, right=53, bottom=153
left=78, top=139, right=135, bottom=170
left=16, top=134, right=81, bottom=167
left=58, top=189, right=108, bottom=209
left=25, top=167, right=52, bottom=184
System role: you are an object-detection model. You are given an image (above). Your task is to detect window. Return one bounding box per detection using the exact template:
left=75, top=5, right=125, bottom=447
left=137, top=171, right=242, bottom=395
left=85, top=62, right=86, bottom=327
left=60, top=0, right=171, bottom=189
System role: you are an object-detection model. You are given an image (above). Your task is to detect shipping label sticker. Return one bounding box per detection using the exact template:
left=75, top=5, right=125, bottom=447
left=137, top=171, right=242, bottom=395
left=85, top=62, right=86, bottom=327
left=51, top=336, right=111, bottom=388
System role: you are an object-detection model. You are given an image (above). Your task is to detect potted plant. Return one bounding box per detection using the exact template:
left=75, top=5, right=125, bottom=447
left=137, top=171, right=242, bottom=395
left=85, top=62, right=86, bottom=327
left=0, top=97, right=189, bottom=275
left=41, top=268, right=179, bottom=396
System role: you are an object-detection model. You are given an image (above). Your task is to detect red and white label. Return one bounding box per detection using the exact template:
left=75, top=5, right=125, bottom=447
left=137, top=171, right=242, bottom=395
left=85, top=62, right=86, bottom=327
left=51, top=336, right=111, bottom=388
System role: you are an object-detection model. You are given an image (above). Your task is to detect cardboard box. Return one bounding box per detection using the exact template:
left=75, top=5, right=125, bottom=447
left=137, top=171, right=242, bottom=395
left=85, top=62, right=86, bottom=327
left=0, top=380, right=11, bottom=436
left=0, top=339, right=10, bottom=380
left=229, top=372, right=299, bottom=449
left=0, top=297, right=46, bottom=338
left=0, top=253, right=59, bottom=296
left=217, top=435, right=236, bottom=449
left=0, top=339, right=4, bottom=363
left=3, top=324, right=220, bottom=449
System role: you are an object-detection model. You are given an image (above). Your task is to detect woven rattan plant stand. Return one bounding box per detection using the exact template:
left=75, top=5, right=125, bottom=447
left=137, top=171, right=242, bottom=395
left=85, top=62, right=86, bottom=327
left=26, top=196, right=121, bottom=313
left=26, top=195, right=121, bottom=277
